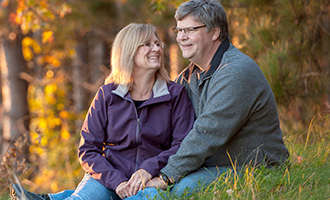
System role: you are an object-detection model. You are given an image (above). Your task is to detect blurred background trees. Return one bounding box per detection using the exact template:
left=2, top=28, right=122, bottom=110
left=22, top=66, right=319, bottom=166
left=0, top=0, right=329, bottom=194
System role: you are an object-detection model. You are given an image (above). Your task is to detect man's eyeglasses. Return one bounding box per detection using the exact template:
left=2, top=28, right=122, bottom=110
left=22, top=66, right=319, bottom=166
left=139, top=42, right=164, bottom=49
left=172, top=25, right=207, bottom=35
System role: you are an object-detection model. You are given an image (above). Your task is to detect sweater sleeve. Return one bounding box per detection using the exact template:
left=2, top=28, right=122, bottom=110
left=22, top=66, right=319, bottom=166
left=78, top=87, right=128, bottom=191
left=161, top=60, right=266, bottom=182
left=139, top=84, right=195, bottom=177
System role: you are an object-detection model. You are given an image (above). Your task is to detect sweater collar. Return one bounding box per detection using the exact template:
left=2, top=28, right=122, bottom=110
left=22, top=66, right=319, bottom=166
left=204, top=39, right=230, bottom=79
left=183, top=39, right=230, bottom=82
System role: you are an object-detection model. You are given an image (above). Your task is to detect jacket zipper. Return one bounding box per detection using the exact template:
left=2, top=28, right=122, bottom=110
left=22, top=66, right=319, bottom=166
left=135, top=117, right=141, bottom=171
left=125, top=98, right=142, bottom=172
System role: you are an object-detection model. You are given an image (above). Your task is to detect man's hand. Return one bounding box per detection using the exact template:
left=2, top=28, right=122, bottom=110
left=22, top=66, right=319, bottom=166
left=145, top=177, right=167, bottom=190
left=127, top=169, right=152, bottom=196
left=115, top=181, right=129, bottom=199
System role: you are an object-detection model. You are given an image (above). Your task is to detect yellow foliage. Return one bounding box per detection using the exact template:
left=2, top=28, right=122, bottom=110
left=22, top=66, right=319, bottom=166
left=46, top=96, right=56, bottom=105
left=52, top=59, right=61, bottom=67
left=59, top=110, right=69, bottom=119
left=28, top=85, right=36, bottom=93
left=36, top=54, right=61, bottom=67
left=48, top=116, right=62, bottom=129
left=30, top=132, right=39, bottom=143
left=39, top=0, right=48, bottom=9
left=16, top=4, right=24, bottom=15
left=39, top=118, right=48, bottom=130
left=46, top=70, right=55, bottom=79
left=42, top=30, right=54, bottom=44
left=15, top=15, right=23, bottom=24
left=57, top=103, right=65, bottom=111
left=69, top=49, right=76, bottom=57
left=50, top=182, right=58, bottom=192
left=40, top=136, right=48, bottom=146
left=30, top=145, right=46, bottom=156
left=45, top=84, right=57, bottom=94
left=44, top=55, right=61, bottom=67
left=22, top=37, right=41, bottom=60
left=22, top=46, right=33, bottom=61
left=35, top=169, right=55, bottom=186
left=61, top=130, right=71, bottom=141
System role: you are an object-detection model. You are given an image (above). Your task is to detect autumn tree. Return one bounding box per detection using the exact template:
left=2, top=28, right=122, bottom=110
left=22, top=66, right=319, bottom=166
left=0, top=0, right=30, bottom=159
left=0, top=0, right=74, bottom=192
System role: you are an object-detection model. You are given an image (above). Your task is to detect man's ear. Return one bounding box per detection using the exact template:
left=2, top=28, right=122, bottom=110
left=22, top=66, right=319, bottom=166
left=212, top=27, right=221, bottom=41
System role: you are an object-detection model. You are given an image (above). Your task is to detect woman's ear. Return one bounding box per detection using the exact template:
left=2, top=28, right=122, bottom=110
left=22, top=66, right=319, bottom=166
left=212, top=27, right=221, bottom=41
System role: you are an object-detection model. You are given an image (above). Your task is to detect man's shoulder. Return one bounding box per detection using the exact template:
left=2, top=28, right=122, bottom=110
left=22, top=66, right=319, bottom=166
left=213, top=45, right=261, bottom=78
left=222, top=44, right=257, bottom=67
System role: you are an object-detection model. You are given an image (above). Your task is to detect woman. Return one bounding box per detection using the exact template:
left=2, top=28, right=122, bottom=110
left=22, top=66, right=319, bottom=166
left=11, top=23, right=194, bottom=200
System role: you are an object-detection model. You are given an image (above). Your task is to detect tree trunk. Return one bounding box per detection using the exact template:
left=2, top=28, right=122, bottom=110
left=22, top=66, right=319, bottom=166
left=0, top=33, right=30, bottom=158
left=72, top=32, right=110, bottom=134
left=0, top=40, right=4, bottom=155
left=89, top=39, right=108, bottom=87
left=72, top=34, right=91, bottom=133
left=321, top=3, right=330, bottom=115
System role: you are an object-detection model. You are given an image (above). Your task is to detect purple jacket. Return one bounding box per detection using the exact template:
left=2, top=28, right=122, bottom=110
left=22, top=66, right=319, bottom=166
left=78, top=79, right=194, bottom=191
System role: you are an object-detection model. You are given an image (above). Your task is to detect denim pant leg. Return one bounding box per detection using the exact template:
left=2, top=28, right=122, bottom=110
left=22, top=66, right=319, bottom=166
left=171, top=167, right=229, bottom=197
left=125, top=187, right=163, bottom=200
left=49, top=173, right=120, bottom=200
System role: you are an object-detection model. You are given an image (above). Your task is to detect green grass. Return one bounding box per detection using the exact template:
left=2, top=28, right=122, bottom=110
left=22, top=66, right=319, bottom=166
left=0, top=194, right=9, bottom=200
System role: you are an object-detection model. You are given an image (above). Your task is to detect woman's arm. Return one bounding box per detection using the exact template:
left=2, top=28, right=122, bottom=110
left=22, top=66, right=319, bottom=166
left=78, top=86, right=128, bottom=191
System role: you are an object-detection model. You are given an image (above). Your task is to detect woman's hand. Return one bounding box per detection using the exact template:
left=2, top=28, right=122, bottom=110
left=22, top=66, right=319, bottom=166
left=115, top=181, right=129, bottom=199
left=127, top=169, right=152, bottom=196
left=145, top=177, right=167, bottom=190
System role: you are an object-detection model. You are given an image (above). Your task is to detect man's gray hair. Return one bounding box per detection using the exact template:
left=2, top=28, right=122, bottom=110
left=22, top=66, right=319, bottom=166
left=175, top=0, right=229, bottom=42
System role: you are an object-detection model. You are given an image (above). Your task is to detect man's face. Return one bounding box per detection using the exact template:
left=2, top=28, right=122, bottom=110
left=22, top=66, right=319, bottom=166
left=176, top=16, right=215, bottom=67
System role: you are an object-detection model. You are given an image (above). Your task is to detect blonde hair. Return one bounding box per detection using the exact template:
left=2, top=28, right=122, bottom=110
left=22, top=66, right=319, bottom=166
left=105, top=23, right=170, bottom=89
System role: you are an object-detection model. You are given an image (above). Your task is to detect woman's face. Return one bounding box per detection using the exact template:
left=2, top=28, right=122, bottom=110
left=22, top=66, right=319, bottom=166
left=133, top=34, right=163, bottom=74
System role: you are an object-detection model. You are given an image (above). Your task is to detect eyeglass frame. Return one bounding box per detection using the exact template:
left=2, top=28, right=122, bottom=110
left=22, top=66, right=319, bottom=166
left=139, top=41, right=164, bottom=49
left=172, top=25, right=207, bottom=35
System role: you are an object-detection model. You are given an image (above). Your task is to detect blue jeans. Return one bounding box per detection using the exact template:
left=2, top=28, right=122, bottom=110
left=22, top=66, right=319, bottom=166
left=49, top=173, right=120, bottom=200
left=50, top=167, right=229, bottom=200
left=126, top=166, right=229, bottom=200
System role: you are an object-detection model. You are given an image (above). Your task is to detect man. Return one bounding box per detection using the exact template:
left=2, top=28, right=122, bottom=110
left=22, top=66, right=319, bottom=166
left=139, top=0, right=289, bottom=198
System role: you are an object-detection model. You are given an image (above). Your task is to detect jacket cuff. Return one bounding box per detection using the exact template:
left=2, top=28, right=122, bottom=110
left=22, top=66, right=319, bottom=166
left=108, top=175, right=128, bottom=191
left=160, top=166, right=183, bottom=183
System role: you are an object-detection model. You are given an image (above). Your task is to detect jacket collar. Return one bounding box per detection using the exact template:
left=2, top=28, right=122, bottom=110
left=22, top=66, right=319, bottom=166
left=112, top=79, right=170, bottom=99
left=182, top=39, right=230, bottom=82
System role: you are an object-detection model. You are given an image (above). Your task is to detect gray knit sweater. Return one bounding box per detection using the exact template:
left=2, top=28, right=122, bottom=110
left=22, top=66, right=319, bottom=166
left=161, top=40, right=289, bottom=182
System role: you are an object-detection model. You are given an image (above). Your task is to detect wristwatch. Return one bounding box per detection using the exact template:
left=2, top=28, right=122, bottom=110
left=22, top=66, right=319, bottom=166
left=159, top=172, right=173, bottom=186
